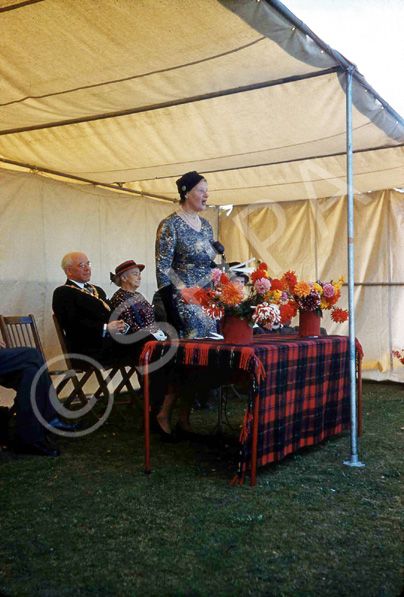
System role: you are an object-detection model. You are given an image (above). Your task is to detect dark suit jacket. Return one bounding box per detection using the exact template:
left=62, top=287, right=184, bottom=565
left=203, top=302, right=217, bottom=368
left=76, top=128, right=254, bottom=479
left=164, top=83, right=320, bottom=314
left=52, top=280, right=111, bottom=359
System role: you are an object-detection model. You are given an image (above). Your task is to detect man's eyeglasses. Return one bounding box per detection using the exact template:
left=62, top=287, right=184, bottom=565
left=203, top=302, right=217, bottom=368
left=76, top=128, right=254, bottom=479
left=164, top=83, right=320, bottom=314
left=77, top=261, right=92, bottom=269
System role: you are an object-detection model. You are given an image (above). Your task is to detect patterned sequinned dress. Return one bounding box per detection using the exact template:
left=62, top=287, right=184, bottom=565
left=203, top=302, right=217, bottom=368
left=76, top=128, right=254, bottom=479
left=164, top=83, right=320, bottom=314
left=156, top=212, right=217, bottom=338
left=110, top=289, right=159, bottom=334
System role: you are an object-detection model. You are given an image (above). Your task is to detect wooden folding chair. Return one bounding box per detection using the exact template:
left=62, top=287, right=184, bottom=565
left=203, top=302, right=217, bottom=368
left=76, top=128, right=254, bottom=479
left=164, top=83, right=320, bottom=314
left=0, top=313, right=73, bottom=416
left=52, top=314, right=140, bottom=411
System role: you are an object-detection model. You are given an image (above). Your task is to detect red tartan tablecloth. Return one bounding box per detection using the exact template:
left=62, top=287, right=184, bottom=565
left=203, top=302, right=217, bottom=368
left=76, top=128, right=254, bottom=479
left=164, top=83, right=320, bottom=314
left=140, top=335, right=361, bottom=482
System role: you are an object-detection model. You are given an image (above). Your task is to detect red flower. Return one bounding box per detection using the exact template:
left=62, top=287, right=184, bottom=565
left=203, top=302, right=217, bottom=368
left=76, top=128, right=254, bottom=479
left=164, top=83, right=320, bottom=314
left=280, top=303, right=296, bottom=325
left=270, top=278, right=283, bottom=291
left=220, top=273, right=230, bottom=284
left=281, top=270, right=297, bottom=291
left=194, top=287, right=211, bottom=307
left=251, top=269, right=268, bottom=282
left=331, top=308, right=349, bottom=323
left=259, top=262, right=268, bottom=270
left=327, top=290, right=341, bottom=306
left=181, top=287, right=203, bottom=305
left=392, top=350, right=404, bottom=365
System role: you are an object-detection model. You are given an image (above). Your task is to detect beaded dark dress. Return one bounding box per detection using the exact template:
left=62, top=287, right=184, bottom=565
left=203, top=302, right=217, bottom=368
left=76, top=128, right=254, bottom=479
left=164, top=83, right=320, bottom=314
left=156, top=212, right=217, bottom=338
left=110, top=289, right=159, bottom=334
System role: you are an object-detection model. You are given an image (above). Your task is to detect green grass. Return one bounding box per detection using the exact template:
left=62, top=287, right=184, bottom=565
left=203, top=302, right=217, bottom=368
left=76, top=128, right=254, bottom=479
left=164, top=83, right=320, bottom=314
left=0, top=382, right=403, bottom=597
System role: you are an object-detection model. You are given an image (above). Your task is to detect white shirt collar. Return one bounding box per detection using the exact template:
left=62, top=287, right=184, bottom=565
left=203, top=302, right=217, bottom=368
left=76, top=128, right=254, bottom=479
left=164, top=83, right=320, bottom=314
left=68, top=279, right=86, bottom=289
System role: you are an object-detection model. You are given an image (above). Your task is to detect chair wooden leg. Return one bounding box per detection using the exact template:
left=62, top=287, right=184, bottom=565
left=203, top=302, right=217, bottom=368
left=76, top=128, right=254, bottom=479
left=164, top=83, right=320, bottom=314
left=93, top=368, right=112, bottom=400
left=115, top=367, right=139, bottom=405
left=60, top=369, right=94, bottom=409
left=94, top=367, right=119, bottom=399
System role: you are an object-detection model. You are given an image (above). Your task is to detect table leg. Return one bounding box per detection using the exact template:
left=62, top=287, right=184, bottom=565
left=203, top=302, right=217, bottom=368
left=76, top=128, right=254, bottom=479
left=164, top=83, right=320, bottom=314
left=250, top=391, right=260, bottom=487
left=144, top=359, right=151, bottom=474
left=357, top=353, right=362, bottom=437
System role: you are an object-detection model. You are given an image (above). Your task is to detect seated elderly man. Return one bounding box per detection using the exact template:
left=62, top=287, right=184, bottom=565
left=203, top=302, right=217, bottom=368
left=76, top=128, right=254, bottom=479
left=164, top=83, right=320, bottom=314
left=52, top=252, right=152, bottom=368
left=0, top=340, right=74, bottom=456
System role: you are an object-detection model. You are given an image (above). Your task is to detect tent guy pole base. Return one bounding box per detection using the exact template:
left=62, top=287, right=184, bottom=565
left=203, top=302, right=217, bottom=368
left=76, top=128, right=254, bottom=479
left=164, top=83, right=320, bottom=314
left=343, top=456, right=366, bottom=468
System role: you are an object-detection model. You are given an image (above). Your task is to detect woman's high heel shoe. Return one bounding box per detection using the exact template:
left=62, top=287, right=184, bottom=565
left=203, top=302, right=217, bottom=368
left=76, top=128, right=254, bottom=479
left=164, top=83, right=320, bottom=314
left=150, top=415, right=178, bottom=443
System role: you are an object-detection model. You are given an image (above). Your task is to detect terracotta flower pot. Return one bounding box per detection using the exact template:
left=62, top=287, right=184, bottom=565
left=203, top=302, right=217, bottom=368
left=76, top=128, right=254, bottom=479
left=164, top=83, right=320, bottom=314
left=221, top=315, right=253, bottom=345
left=298, top=310, right=321, bottom=337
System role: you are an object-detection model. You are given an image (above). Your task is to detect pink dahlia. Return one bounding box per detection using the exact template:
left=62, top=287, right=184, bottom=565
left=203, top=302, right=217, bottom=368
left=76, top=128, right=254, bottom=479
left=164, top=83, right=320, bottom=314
left=211, top=268, right=222, bottom=283
left=254, top=278, right=271, bottom=295
left=323, top=283, right=335, bottom=298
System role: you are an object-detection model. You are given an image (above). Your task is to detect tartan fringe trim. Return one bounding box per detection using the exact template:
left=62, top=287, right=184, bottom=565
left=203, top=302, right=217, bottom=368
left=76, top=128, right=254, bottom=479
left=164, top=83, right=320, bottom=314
left=184, top=343, right=210, bottom=366
left=239, top=347, right=254, bottom=370
left=239, top=408, right=253, bottom=444
left=230, top=473, right=244, bottom=486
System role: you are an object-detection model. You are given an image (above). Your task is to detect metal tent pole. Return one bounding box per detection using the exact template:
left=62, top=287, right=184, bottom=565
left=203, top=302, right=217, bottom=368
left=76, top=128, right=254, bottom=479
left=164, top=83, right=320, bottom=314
left=344, top=68, right=365, bottom=468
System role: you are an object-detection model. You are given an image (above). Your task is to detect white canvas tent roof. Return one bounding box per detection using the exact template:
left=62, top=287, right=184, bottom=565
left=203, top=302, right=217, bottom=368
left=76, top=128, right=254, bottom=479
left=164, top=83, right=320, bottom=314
left=1, top=0, right=404, bottom=204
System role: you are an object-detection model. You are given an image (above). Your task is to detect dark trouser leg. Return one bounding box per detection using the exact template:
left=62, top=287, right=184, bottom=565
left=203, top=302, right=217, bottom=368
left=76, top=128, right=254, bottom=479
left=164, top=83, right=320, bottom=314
left=0, top=347, right=58, bottom=444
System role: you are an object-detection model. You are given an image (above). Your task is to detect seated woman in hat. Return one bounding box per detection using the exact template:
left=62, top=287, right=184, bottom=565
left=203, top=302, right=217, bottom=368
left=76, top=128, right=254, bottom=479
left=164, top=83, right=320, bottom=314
left=110, top=260, right=164, bottom=339
left=110, top=260, right=183, bottom=441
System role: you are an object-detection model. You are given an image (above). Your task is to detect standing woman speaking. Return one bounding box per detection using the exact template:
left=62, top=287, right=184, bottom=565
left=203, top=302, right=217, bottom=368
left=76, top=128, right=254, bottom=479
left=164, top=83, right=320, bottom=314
left=155, top=171, right=217, bottom=339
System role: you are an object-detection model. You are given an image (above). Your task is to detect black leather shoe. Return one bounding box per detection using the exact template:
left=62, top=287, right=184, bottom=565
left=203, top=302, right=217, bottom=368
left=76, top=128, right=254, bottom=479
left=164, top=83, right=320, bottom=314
left=48, top=417, right=78, bottom=431
left=14, top=441, right=60, bottom=457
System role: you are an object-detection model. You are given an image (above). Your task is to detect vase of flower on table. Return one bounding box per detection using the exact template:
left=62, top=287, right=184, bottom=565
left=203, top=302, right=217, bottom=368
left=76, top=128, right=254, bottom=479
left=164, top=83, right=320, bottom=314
left=181, top=263, right=282, bottom=344
left=260, top=269, right=349, bottom=337
left=181, top=263, right=349, bottom=342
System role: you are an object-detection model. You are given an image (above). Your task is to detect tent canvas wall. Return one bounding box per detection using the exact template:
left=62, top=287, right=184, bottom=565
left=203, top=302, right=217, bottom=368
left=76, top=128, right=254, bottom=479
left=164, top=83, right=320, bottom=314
left=1, top=0, right=404, bottom=384
left=1, top=167, right=403, bottom=383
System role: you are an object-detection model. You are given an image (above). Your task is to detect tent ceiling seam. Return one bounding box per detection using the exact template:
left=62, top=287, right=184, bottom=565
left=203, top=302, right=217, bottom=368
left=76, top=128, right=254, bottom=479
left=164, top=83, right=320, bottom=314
left=0, top=0, right=44, bottom=13
left=0, top=158, right=176, bottom=204
left=63, top=124, right=391, bottom=181
left=0, top=67, right=341, bottom=136
left=120, top=143, right=404, bottom=183
left=206, top=162, right=404, bottom=193
left=1, top=38, right=266, bottom=108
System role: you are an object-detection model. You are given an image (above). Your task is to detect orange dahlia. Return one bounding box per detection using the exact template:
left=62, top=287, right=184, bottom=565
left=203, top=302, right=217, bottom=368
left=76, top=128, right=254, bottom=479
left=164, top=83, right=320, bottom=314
left=220, top=282, right=244, bottom=306
left=293, top=281, right=311, bottom=298
left=331, top=308, right=349, bottom=323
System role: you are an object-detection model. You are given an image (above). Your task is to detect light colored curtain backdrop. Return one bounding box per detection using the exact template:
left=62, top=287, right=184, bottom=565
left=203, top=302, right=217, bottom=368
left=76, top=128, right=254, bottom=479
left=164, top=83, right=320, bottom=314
left=0, top=168, right=402, bottom=382
left=219, top=190, right=404, bottom=381
left=0, top=169, right=218, bottom=366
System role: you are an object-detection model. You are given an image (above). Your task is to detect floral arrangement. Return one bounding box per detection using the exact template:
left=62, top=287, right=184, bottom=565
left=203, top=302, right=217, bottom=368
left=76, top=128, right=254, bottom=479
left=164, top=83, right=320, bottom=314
left=392, top=350, right=404, bottom=365
left=181, top=264, right=281, bottom=329
left=181, top=262, right=349, bottom=328
left=256, top=268, right=349, bottom=324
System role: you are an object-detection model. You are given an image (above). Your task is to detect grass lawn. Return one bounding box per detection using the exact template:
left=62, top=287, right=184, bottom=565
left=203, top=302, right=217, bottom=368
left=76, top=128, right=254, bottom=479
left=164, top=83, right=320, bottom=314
left=0, top=381, right=403, bottom=597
